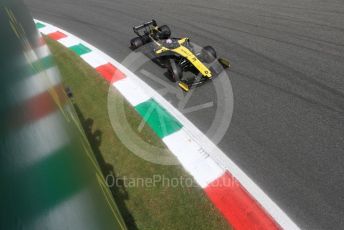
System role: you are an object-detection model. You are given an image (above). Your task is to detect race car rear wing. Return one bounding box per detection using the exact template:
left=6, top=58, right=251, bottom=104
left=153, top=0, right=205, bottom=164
left=133, top=19, right=157, bottom=36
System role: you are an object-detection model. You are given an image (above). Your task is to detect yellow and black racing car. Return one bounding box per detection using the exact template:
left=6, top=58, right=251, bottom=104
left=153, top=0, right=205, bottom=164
left=130, top=20, right=230, bottom=91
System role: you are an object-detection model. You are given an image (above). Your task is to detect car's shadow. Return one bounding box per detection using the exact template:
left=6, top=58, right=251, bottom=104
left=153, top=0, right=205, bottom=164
left=74, top=104, right=139, bottom=230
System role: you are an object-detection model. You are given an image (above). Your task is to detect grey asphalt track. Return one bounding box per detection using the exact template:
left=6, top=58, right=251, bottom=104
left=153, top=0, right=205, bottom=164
left=25, top=0, right=344, bottom=229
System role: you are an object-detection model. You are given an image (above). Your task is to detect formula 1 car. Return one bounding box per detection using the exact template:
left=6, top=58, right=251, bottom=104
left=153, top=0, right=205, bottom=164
left=129, top=20, right=230, bottom=91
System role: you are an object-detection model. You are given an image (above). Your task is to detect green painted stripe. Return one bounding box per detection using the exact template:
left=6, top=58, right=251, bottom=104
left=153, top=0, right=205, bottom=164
left=135, top=99, right=182, bottom=138
left=33, top=55, right=55, bottom=70
left=28, top=55, right=55, bottom=76
left=69, top=43, right=92, bottom=56
left=35, top=22, right=45, bottom=29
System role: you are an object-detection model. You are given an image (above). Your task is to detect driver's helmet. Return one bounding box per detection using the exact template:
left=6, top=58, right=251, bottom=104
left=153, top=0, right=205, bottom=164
left=163, top=39, right=179, bottom=49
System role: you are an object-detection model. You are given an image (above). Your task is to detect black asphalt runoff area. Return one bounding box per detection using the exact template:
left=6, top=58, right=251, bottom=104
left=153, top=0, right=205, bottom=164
left=25, top=0, right=344, bottom=229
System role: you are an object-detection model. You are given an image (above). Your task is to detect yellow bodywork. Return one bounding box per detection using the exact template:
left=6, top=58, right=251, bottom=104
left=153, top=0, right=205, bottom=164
left=178, top=82, right=190, bottom=92
left=155, top=38, right=212, bottom=78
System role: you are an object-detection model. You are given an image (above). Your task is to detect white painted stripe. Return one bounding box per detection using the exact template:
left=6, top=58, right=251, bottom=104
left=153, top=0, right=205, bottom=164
left=35, top=19, right=300, bottom=230
left=36, top=44, right=51, bottom=59
left=112, top=78, right=150, bottom=107
left=29, top=187, right=102, bottom=230
left=163, top=130, right=224, bottom=188
left=14, top=67, right=61, bottom=104
left=38, top=24, right=58, bottom=35
left=81, top=52, right=108, bottom=68
left=5, top=111, right=70, bottom=171
left=164, top=131, right=203, bottom=162
left=58, top=36, right=80, bottom=48
left=192, top=157, right=225, bottom=188
left=25, top=45, right=51, bottom=63
left=33, top=19, right=41, bottom=24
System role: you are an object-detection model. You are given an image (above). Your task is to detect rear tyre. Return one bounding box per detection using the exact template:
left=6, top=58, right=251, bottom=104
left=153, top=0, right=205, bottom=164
left=130, top=37, right=144, bottom=49
left=158, top=25, right=171, bottom=39
left=201, top=45, right=217, bottom=63
left=168, top=60, right=182, bottom=82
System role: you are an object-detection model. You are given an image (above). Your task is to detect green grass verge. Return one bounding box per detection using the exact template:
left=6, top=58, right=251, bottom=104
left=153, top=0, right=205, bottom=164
left=46, top=37, right=231, bottom=230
